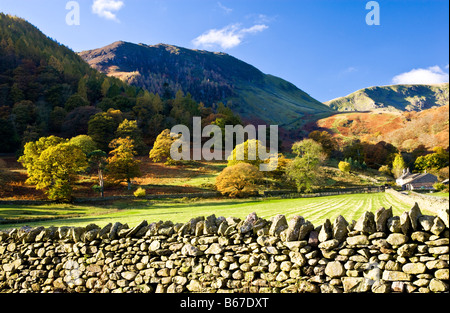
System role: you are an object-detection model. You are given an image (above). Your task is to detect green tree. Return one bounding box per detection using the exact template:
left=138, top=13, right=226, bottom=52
left=286, top=139, right=326, bottom=193
left=0, top=117, right=20, bottom=152
left=49, top=106, right=67, bottom=132
left=134, top=91, right=164, bottom=139
left=115, top=119, right=146, bottom=155
left=64, top=94, right=89, bottom=112
left=88, top=110, right=123, bottom=151
left=19, top=137, right=88, bottom=201
left=215, top=163, right=263, bottom=198
left=414, top=147, right=449, bottom=173
left=392, top=153, right=407, bottom=178
left=0, top=159, right=13, bottom=196
left=343, top=140, right=365, bottom=164
left=19, top=136, right=66, bottom=174
left=227, top=139, right=267, bottom=169
left=149, top=129, right=178, bottom=163
left=88, top=150, right=108, bottom=198
left=77, top=77, right=88, bottom=101
left=69, top=135, right=98, bottom=156
left=12, top=100, right=37, bottom=135
left=106, top=137, right=141, bottom=190
left=97, top=98, right=116, bottom=111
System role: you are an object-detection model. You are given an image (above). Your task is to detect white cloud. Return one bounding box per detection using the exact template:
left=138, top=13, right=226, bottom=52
left=392, top=65, right=449, bottom=85
left=92, top=0, right=124, bottom=22
left=343, top=66, right=358, bottom=74
left=192, top=24, right=268, bottom=50
left=217, top=2, right=232, bottom=14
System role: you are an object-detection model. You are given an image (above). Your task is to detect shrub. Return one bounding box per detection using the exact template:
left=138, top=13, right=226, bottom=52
left=215, top=163, right=263, bottom=198
left=378, top=165, right=392, bottom=176
left=338, top=161, right=351, bottom=173
left=433, top=182, right=448, bottom=192
left=134, top=187, right=146, bottom=198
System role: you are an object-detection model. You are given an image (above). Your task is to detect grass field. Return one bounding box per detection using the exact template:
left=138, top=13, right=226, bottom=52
left=0, top=192, right=432, bottom=230
left=429, top=192, right=449, bottom=198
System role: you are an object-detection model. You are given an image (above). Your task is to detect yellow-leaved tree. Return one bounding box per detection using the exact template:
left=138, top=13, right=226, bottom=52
left=19, top=136, right=88, bottom=201
left=106, top=137, right=142, bottom=190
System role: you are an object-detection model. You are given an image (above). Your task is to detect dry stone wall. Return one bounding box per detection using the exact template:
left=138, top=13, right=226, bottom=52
left=386, top=188, right=449, bottom=215
left=0, top=203, right=449, bottom=294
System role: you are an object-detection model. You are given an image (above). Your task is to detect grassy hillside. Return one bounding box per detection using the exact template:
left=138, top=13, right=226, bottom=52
left=325, top=83, right=449, bottom=112
left=79, top=41, right=332, bottom=129
left=315, top=105, right=449, bottom=151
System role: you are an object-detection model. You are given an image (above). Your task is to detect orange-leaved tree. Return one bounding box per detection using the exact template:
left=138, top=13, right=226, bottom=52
left=215, top=163, right=263, bottom=198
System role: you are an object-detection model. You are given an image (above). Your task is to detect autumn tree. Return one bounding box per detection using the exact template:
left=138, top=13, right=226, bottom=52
left=106, top=137, right=141, bottom=190
left=115, top=119, right=146, bottom=155
left=415, top=146, right=449, bottom=173
left=286, top=139, right=326, bottom=193
left=18, top=136, right=88, bottom=201
left=392, top=153, right=407, bottom=178
left=379, top=165, right=392, bottom=177
left=215, top=163, right=263, bottom=198
left=149, top=129, right=179, bottom=164
left=338, top=161, right=351, bottom=173
left=227, top=139, right=266, bottom=168
left=266, top=153, right=291, bottom=180
left=362, top=141, right=398, bottom=169
left=308, top=131, right=337, bottom=158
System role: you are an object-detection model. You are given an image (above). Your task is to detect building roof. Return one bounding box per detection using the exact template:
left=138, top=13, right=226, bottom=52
left=407, top=182, right=436, bottom=189
left=396, top=170, right=438, bottom=186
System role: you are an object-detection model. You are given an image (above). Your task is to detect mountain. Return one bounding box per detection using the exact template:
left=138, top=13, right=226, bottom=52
left=0, top=14, right=140, bottom=152
left=325, top=83, right=449, bottom=112
left=312, top=105, right=449, bottom=151
left=79, top=41, right=332, bottom=129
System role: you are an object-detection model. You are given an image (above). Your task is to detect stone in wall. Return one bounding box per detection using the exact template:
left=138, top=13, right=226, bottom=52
left=0, top=205, right=448, bottom=294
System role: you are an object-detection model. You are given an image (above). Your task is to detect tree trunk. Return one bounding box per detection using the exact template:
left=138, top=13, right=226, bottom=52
left=127, top=178, right=132, bottom=191
left=98, top=167, right=104, bottom=198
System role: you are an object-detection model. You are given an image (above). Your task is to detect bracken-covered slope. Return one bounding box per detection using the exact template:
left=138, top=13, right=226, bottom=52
left=79, top=41, right=332, bottom=128
left=314, top=105, right=449, bottom=151
left=325, top=83, right=449, bottom=112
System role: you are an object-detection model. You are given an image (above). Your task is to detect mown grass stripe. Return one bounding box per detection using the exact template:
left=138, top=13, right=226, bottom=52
left=0, top=192, right=435, bottom=229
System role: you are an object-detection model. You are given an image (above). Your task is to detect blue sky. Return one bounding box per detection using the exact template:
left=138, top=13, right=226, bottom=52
left=0, top=0, right=448, bottom=102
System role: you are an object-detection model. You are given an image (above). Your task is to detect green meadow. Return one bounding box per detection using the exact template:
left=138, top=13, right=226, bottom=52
left=0, top=192, right=429, bottom=230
